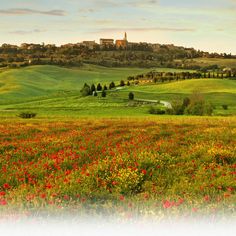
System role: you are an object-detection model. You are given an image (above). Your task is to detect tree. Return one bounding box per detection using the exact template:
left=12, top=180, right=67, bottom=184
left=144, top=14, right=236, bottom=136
left=81, top=83, right=91, bottom=96
left=109, top=81, right=115, bottom=89
left=97, top=83, right=102, bottom=91
left=182, top=97, right=190, bottom=109
left=127, top=81, right=130, bottom=86
left=91, top=84, right=96, bottom=93
left=104, top=85, right=108, bottom=90
left=94, top=91, right=98, bottom=96
left=120, top=80, right=125, bottom=87
left=101, top=90, right=106, bottom=97
left=184, top=91, right=213, bottom=116
left=129, top=92, right=134, bottom=100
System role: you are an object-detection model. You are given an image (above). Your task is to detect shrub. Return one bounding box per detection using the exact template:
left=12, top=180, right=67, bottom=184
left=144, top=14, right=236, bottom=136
left=81, top=83, right=91, bottom=96
left=222, top=104, right=228, bottom=110
left=101, top=90, right=107, bottom=97
left=149, top=107, right=165, bottom=115
left=185, top=101, right=213, bottom=116
left=18, top=112, right=37, bottom=119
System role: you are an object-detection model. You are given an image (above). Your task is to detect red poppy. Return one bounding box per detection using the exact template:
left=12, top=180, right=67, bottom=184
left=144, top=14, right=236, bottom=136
left=119, top=195, right=125, bottom=201
left=141, top=169, right=147, bottom=175
left=0, top=199, right=7, bottom=206
left=3, top=183, right=10, bottom=189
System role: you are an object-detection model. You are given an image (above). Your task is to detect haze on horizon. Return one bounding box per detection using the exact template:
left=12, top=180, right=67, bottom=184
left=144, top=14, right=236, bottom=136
left=0, top=0, right=235, bottom=54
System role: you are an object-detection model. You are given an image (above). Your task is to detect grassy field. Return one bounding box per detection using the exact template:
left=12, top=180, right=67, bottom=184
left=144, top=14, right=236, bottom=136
left=183, top=58, right=236, bottom=68
left=0, top=65, right=189, bottom=103
left=0, top=117, right=235, bottom=219
left=0, top=65, right=235, bottom=117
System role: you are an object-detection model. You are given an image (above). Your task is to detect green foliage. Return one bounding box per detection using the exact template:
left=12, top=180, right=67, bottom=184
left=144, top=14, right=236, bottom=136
left=109, top=81, right=116, bottom=89
left=222, top=104, right=228, bottom=110
left=128, top=92, right=134, bottom=100
left=18, top=112, right=37, bottom=119
left=97, top=83, right=102, bottom=91
left=101, top=90, right=107, bottom=98
left=91, top=84, right=96, bottom=93
left=120, top=80, right=125, bottom=87
left=81, top=83, right=91, bottom=96
left=149, top=107, right=165, bottom=115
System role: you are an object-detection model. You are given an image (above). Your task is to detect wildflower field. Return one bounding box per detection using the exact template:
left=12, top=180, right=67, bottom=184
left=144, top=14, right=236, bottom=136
left=0, top=117, right=235, bottom=220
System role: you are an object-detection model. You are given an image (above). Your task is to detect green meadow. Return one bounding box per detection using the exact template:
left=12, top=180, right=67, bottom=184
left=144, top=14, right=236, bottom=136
left=0, top=64, right=235, bottom=118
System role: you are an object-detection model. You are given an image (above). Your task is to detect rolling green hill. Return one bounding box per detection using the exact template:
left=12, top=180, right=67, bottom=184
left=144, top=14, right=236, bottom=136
left=0, top=65, right=155, bottom=103
left=0, top=65, right=235, bottom=117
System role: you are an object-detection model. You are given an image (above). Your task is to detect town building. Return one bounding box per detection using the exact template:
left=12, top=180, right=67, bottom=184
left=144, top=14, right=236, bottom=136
left=115, top=32, right=128, bottom=49
left=81, top=41, right=97, bottom=49
left=100, top=38, right=114, bottom=48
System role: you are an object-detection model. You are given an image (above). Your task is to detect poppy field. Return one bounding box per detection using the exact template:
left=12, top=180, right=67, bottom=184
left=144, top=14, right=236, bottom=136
left=0, top=117, right=235, bottom=220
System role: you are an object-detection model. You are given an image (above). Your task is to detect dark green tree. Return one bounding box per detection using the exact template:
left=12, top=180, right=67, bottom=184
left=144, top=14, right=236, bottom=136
left=101, top=90, right=106, bottom=97
left=97, top=83, right=102, bottom=91
left=91, top=84, right=96, bottom=93
left=81, top=83, right=91, bottom=96
left=120, top=80, right=125, bottom=87
left=129, top=92, right=134, bottom=100
left=109, top=81, right=115, bottom=89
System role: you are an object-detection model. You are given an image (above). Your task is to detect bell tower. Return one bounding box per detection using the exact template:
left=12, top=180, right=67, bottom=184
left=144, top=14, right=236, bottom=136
left=124, top=32, right=127, bottom=41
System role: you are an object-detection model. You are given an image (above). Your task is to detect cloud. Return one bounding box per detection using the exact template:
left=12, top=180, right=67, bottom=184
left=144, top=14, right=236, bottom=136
left=92, top=27, right=195, bottom=34
left=9, top=29, right=46, bottom=35
left=0, top=8, right=66, bottom=16
left=83, top=0, right=159, bottom=9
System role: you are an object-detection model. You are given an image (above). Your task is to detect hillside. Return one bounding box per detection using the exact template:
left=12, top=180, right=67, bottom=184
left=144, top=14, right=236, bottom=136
left=0, top=65, right=235, bottom=117
left=0, top=65, right=155, bottom=103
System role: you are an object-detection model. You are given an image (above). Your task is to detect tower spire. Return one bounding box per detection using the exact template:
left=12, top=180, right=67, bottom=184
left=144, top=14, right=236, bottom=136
left=124, top=32, right=127, bottom=41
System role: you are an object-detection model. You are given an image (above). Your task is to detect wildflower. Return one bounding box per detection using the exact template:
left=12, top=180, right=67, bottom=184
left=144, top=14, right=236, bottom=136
left=0, top=191, right=6, bottom=196
left=192, top=207, right=198, bottom=212
left=119, top=195, right=125, bottom=201
left=3, top=183, right=10, bottom=189
left=163, top=200, right=173, bottom=209
left=204, top=195, right=210, bottom=202
left=0, top=199, right=7, bottom=206
left=141, top=169, right=147, bottom=175
left=40, top=193, right=46, bottom=199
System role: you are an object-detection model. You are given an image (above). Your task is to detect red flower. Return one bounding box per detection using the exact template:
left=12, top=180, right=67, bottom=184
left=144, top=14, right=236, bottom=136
left=0, top=191, right=6, bottom=196
left=163, top=200, right=174, bottom=209
left=45, top=183, right=52, bottom=189
left=40, top=193, right=46, bottom=199
left=141, top=169, right=147, bottom=175
left=119, top=195, right=125, bottom=201
left=3, top=183, right=10, bottom=189
left=0, top=199, right=7, bottom=206
left=204, top=195, right=210, bottom=202
left=192, top=207, right=198, bottom=212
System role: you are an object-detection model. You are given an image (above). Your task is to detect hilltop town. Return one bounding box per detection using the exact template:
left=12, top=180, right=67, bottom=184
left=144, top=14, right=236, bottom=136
left=0, top=32, right=235, bottom=69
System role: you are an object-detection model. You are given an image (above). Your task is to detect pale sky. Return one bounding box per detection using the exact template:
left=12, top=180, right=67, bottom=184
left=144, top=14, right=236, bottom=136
left=0, top=0, right=236, bottom=54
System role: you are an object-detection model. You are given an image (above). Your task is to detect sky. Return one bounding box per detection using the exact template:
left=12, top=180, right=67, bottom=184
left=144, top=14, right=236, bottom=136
left=0, top=0, right=236, bottom=54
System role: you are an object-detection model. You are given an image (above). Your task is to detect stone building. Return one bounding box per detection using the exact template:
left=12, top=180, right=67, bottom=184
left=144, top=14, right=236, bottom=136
left=100, top=38, right=114, bottom=48
left=115, top=32, right=128, bottom=49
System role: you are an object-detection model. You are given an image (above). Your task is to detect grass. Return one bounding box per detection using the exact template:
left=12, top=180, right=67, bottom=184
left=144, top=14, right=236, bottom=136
left=183, top=58, right=236, bottom=68
left=0, top=65, right=235, bottom=117
left=0, top=64, right=188, bottom=103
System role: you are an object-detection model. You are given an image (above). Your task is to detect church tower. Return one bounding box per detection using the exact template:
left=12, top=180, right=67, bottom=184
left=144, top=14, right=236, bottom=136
left=124, top=32, right=127, bottom=41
